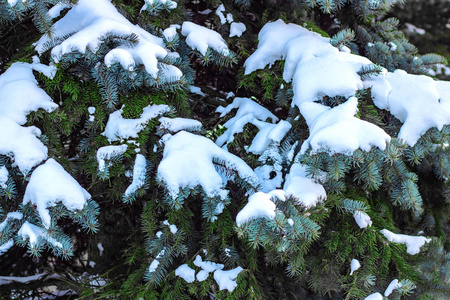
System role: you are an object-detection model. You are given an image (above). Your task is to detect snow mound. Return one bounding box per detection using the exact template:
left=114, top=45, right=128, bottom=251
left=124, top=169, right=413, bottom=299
left=102, top=104, right=170, bottom=142
left=96, top=144, right=128, bottom=172
left=159, top=117, right=202, bottom=133
left=23, top=159, right=91, bottom=229
left=353, top=211, right=372, bottom=229
left=299, top=97, right=391, bottom=155
left=181, top=21, right=230, bottom=56
left=214, top=267, right=243, bottom=291
left=236, top=191, right=281, bottom=226
left=35, top=0, right=180, bottom=78
left=124, top=154, right=147, bottom=197
left=283, top=164, right=326, bottom=207
left=380, top=229, right=431, bottom=255
left=157, top=131, right=259, bottom=200
left=175, top=264, right=195, bottom=283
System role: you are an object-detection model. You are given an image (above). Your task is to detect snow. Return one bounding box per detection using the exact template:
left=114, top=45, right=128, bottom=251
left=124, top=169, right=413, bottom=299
left=124, top=154, right=147, bottom=197
left=189, top=85, right=205, bottom=96
left=389, top=42, right=397, bottom=51
left=23, top=159, right=91, bottom=229
left=380, top=229, right=431, bottom=255
left=102, top=104, right=169, bottom=142
left=48, top=2, right=72, bottom=19
left=35, top=0, right=179, bottom=78
left=299, top=98, right=391, bottom=154
left=194, top=255, right=224, bottom=273
left=365, top=70, right=450, bottom=145
left=18, top=221, right=63, bottom=248
left=246, top=120, right=291, bottom=154
left=0, top=240, right=13, bottom=255
left=216, top=97, right=278, bottom=147
left=216, top=4, right=226, bottom=24
left=405, top=23, right=426, bottom=35
left=230, top=22, right=246, bottom=37
left=226, top=14, right=233, bottom=24
left=181, top=21, right=230, bottom=56
left=157, top=131, right=258, bottom=200
left=96, top=144, right=128, bottom=172
left=350, top=259, right=361, bottom=275
left=214, top=267, right=243, bottom=291
left=0, top=212, right=23, bottom=232
left=283, top=164, right=326, bottom=207
left=236, top=191, right=279, bottom=226
left=0, top=166, right=8, bottom=188
left=385, top=279, right=401, bottom=296
left=88, top=107, right=96, bottom=114
left=163, top=220, right=178, bottom=234
left=353, top=211, right=372, bottom=228
left=97, top=243, right=104, bottom=256
left=175, top=264, right=195, bottom=283
left=163, top=24, right=180, bottom=42
left=159, top=117, right=202, bottom=133
left=364, top=292, right=383, bottom=300
left=148, top=259, right=160, bottom=273
left=255, top=165, right=283, bottom=192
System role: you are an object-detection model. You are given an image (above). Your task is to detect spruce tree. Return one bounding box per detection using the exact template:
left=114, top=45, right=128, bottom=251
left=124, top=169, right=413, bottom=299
left=0, top=0, right=449, bottom=299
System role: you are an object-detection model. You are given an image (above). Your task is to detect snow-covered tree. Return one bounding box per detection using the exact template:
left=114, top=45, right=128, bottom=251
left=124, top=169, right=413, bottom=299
left=0, top=0, right=449, bottom=299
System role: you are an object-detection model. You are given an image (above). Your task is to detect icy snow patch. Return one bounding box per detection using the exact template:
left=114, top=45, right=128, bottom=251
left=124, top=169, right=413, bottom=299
left=124, top=154, right=147, bottom=197
left=102, top=104, right=169, bottom=142
left=350, top=259, right=361, bottom=275
left=175, top=264, right=195, bottom=283
left=353, top=211, right=372, bottom=229
left=181, top=22, right=230, bottom=56
left=157, top=131, right=258, bottom=200
left=283, top=164, right=326, bottom=208
left=299, top=97, right=391, bottom=155
left=23, top=159, right=91, bottom=229
left=380, top=229, right=431, bottom=255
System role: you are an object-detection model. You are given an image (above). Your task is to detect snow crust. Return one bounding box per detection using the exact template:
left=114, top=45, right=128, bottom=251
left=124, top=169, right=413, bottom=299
left=35, top=0, right=178, bottom=78
left=159, top=117, right=202, bottom=133
left=96, top=145, right=128, bottom=172
left=283, top=164, right=326, bottom=207
left=385, top=279, right=401, bottom=296
left=124, top=154, right=147, bottom=197
left=103, top=104, right=169, bottom=142
left=350, top=259, right=361, bottom=275
left=299, top=98, right=391, bottom=154
left=181, top=21, right=230, bottom=55
left=380, top=229, right=431, bottom=255
left=23, top=159, right=91, bottom=229
left=236, top=191, right=279, bottom=226
left=157, top=131, right=258, bottom=200
left=175, top=264, right=195, bottom=283
left=353, top=211, right=372, bottom=228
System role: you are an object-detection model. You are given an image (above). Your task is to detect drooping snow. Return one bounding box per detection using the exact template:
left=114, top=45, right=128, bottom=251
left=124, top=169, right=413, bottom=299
left=216, top=97, right=278, bottom=147
left=23, top=159, right=91, bottom=229
left=283, top=164, right=326, bottom=207
left=35, top=0, right=179, bottom=78
left=181, top=21, right=230, bottom=55
left=124, top=154, right=147, bottom=197
left=384, top=279, right=402, bottom=296
left=157, top=131, right=258, bottom=200
left=235, top=191, right=280, bottom=226
left=364, top=292, right=383, bottom=300
left=214, top=267, right=243, bottom=291
left=175, top=264, right=195, bottom=283
left=0, top=62, right=57, bottom=125
left=102, top=104, right=170, bottom=142
left=96, top=144, right=128, bottom=172
left=0, top=117, right=48, bottom=175
left=364, top=70, right=450, bottom=145
left=159, top=117, right=202, bottom=133
left=353, top=211, right=372, bottom=229
left=18, top=221, right=63, bottom=248
left=230, top=22, right=246, bottom=37
left=299, top=98, right=391, bottom=154
left=0, top=166, right=8, bottom=189
left=350, top=259, right=361, bottom=275
left=380, top=229, right=431, bottom=255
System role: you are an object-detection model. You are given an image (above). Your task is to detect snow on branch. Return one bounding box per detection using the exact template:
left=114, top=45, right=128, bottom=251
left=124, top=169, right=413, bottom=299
left=23, top=159, right=91, bottom=229
left=35, top=0, right=181, bottom=79
left=157, top=131, right=259, bottom=200
left=181, top=21, right=230, bottom=56
left=380, top=229, right=431, bottom=255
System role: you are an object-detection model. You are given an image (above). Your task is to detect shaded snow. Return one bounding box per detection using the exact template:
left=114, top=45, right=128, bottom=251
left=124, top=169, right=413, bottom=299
left=18, top=221, right=63, bottom=248
left=214, top=267, right=243, bottom=291
left=175, top=264, right=195, bottom=283
left=124, top=154, right=147, bottom=197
